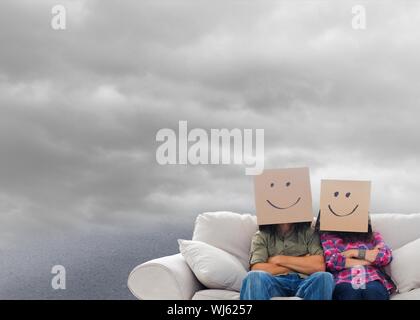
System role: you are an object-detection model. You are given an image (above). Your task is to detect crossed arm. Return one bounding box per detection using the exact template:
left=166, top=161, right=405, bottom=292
left=251, top=254, right=325, bottom=276
left=251, top=246, right=384, bottom=275
left=323, top=242, right=391, bottom=272
left=341, top=245, right=382, bottom=268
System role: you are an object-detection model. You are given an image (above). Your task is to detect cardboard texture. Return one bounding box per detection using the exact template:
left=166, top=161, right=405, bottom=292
left=254, top=167, right=313, bottom=225
left=320, top=179, right=371, bottom=232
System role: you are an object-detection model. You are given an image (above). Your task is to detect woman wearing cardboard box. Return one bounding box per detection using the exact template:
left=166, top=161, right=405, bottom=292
left=316, top=179, right=395, bottom=300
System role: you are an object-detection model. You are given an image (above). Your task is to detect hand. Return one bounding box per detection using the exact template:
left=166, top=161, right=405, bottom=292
left=345, top=258, right=372, bottom=268
left=342, top=249, right=358, bottom=258
left=365, top=245, right=383, bottom=263
left=268, top=255, right=286, bottom=266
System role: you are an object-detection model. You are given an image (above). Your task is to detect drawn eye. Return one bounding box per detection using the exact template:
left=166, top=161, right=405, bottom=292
left=286, top=182, right=291, bottom=187
left=270, top=183, right=274, bottom=187
left=334, top=191, right=339, bottom=197
left=346, top=192, right=351, bottom=198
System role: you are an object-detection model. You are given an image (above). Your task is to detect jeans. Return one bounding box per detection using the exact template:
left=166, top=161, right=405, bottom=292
left=333, top=281, right=389, bottom=300
left=240, top=271, right=335, bottom=300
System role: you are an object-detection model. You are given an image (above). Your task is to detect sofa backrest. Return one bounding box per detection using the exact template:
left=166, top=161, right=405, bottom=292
left=371, top=213, right=420, bottom=250
left=192, top=211, right=420, bottom=269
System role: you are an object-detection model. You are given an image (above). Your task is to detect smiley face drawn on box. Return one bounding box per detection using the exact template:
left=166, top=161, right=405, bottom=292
left=320, top=180, right=371, bottom=232
left=254, top=168, right=313, bottom=225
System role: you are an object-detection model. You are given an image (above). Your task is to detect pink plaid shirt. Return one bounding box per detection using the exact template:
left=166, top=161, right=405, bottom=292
left=321, top=232, right=395, bottom=293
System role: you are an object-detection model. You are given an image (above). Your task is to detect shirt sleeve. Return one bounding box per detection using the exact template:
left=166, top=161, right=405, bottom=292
left=306, top=228, right=324, bottom=256
left=249, top=231, right=269, bottom=266
left=372, top=232, right=393, bottom=267
left=321, top=235, right=347, bottom=272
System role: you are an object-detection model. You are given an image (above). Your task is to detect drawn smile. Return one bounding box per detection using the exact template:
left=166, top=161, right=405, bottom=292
left=328, top=204, right=359, bottom=217
left=266, top=197, right=301, bottom=210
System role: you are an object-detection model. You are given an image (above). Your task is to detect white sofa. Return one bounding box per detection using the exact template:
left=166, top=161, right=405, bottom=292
left=128, top=212, right=420, bottom=300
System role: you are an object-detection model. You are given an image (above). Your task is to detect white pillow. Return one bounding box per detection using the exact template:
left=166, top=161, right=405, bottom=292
left=178, top=239, right=247, bottom=292
left=192, top=211, right=258, bottom=270
left=386, top=238, right=420, bottom=293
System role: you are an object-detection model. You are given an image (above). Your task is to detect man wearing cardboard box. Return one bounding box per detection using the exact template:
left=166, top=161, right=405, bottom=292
left=240, top=168, right=335, bottom=300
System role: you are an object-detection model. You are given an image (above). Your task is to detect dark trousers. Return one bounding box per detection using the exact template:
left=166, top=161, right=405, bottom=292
left=333, top=280, right=389, bottom=300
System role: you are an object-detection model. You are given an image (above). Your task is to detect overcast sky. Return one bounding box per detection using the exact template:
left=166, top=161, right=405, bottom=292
left=1, top=0, right=420, bottom=245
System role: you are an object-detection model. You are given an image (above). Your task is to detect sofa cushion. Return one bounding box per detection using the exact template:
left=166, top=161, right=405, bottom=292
left=371, top=213, right=420, bottom=250
left=192, top=211, right=258, bottom=269
left=386, top=238, right=420, bottom=293
left=192, top=289, right=240, bottom=300
left=192, top=289, right=303, bottom=300
left=179, top=239, right=247, bottom=292
left=391, top=288, right=420, bottom=300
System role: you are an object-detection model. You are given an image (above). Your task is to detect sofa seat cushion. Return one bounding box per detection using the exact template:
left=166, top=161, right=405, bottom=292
left=192, top=289, right=240, bottom=300
left=192, top=289, right=303, bottom=300
left=193, top=288, right=420, bottom=301
left=391, top=288, right=420, bottom=300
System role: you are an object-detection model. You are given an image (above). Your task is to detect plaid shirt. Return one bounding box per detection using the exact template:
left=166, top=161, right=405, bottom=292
left=321, top=232, right=395, bottom=293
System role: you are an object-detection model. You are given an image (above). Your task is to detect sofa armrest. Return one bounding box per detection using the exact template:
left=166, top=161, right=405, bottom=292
left=128, top=253, right=203, bottom=300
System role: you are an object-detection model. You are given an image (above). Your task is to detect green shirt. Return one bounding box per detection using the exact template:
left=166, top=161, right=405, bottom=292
left=249, top=225, right=323, bottom=277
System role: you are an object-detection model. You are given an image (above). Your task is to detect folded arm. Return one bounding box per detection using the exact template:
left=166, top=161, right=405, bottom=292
left=268, top=254, right=325, bottom=275
left=322, top=232, right=392, bottom=271
left=341, top=241, right=392, bottom=267
left=250, top=262, right=291, bottom=275
left=344, top=258, right=371, bottom=268
left=371, top=232, right=393, bottom=267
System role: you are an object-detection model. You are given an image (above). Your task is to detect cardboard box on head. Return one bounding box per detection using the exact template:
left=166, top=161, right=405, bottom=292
left=320, top=180, right=371, bottom=232
left=254, top=167, right=313, bottom=225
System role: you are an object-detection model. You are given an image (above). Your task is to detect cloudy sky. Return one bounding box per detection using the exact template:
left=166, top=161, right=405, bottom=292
left=1, top=0, right=420, bottom=249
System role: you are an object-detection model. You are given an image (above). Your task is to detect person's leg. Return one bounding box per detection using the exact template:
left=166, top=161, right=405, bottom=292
left=333, top=283, right=363, bottom=300
left=295, top=272, right=335, bottom=300
left=361, top=281, right=390, bottom=300
left=240, top=271, right=295, bottom=300
left=273, top=273, right=302, bottom=298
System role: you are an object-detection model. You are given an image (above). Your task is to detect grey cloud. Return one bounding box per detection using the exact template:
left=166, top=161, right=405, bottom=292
left=1, top=0, right=420, bottom=245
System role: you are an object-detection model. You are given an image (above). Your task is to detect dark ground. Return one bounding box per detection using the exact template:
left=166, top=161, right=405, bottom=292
left=0, top=215, right=195, bottom=299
